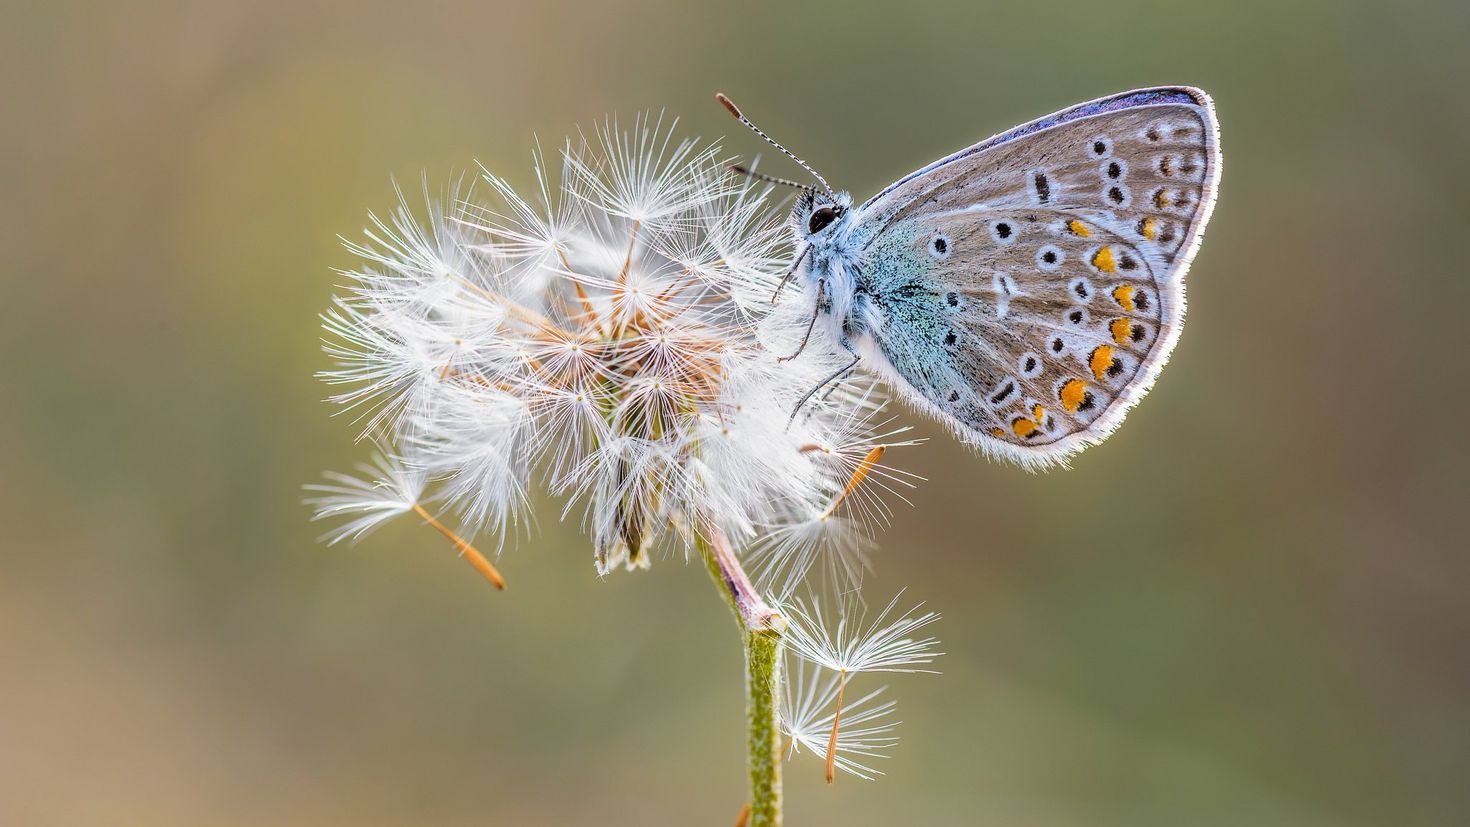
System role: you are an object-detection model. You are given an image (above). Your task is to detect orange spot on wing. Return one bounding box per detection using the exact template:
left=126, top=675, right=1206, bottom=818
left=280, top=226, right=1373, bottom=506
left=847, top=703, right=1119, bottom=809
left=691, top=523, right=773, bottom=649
left=1153, top=189, right=1171, bottom=209
left=1060, top=379, right=1089, bottom=413
left=990, top=427, right=1006, bottom=438
left=1110, top=318, right=1133, bottom=344
left=1067, top=219, right=1091, bottom=237
left=1089, top=345, right=1115, bottom=380
left=1142, top=217, right=1159, bottom=241
left=1092, top=246, right=1117, bottom=273
left=1010, top=404, right=1050, bottom=439
left=1112, top=285, right=1136, bottom=311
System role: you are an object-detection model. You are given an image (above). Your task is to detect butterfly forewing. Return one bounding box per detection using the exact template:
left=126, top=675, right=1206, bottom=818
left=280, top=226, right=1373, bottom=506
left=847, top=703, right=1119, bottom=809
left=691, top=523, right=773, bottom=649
left=854, top=88, right=1219, bottom=467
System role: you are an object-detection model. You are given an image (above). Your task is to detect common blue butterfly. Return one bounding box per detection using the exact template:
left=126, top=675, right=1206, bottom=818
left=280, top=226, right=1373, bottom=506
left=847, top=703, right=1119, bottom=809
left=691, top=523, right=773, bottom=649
left=719, top=88, right=1221, bottom=469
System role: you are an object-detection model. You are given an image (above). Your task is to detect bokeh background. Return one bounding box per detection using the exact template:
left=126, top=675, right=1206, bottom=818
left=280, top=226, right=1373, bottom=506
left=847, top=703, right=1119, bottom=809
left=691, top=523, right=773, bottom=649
left=4, top=1, right=1468, bottom=824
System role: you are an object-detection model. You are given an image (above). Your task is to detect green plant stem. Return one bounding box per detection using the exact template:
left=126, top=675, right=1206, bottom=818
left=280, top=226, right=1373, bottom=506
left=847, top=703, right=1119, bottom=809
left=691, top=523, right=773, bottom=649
left=743, top=623, right=783, bottom=827
left=698, top=525, right=784, bottom=827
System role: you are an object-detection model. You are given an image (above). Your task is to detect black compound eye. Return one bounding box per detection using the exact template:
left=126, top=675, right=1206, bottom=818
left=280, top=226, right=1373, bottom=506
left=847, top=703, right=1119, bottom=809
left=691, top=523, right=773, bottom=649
left=807, top=206, right=839, bottom=234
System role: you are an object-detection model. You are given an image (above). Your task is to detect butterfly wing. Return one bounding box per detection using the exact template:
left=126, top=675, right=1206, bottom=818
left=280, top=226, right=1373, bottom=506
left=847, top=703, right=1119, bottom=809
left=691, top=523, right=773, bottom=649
left=851, top=87, right=1220, bottom=468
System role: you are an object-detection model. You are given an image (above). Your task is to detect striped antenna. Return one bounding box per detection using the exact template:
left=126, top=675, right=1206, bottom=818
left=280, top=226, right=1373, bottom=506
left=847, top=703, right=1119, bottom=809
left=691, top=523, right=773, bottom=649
left=716, top=93, right=835, bottom=199
left=730, top=164, right=814, bottom=192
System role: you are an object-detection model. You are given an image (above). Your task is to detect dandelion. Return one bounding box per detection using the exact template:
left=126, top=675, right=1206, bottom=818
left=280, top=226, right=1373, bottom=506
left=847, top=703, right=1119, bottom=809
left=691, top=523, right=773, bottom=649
left=308, top=111, right=942, bottom=825
left=313, top=114, right=906, bottom=580
left=782, top=592, right=942, bottom=782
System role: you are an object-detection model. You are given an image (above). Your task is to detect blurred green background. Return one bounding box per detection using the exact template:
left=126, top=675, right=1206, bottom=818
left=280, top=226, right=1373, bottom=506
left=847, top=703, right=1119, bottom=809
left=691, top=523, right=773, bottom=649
left=3, top=1, right=1468, bottom=824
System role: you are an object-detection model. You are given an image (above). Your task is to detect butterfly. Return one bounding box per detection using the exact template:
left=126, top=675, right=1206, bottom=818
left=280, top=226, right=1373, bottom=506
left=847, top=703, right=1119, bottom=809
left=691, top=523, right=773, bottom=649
left=718, top=87, right=1221, bottom=469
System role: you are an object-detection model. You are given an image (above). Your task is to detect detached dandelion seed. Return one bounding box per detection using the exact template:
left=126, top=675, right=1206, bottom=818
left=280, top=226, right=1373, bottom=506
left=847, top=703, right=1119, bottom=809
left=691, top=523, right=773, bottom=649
left=782, top=591, right=942, bottom=783
left=305, top=451, right=505, bottom=588
left=781, top=660, right=900, bottom=781
left=782, top=591, right=945, bottom=675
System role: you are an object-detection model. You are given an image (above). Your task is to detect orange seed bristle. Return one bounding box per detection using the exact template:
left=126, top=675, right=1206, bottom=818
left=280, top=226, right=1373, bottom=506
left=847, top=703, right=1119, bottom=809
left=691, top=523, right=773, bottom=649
left=823, top=446, right=886, bottom=518
left=412, top=504, right=506, bottom=590
left=825, top=670, right=847, bottom=784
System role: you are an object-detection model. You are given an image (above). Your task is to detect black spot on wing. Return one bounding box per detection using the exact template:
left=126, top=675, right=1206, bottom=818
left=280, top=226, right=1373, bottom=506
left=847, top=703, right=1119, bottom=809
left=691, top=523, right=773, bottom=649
left=1033, top=171, right=1051, bottom=203
left=989, top=380, right=1016, bottom=405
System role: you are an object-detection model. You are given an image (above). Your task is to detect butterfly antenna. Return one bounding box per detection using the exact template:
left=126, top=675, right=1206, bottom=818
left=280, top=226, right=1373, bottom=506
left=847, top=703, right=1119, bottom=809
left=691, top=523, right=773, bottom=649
left=729, top=164, right=813, bottom=192
left=716, top=93, right=836, bottom=199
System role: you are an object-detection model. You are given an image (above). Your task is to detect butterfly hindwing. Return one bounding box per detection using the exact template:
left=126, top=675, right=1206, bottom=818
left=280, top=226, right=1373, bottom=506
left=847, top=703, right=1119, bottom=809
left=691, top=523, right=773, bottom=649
left=864, top=208, right=1165, bottom=459
left=852, top=88, right=1219, bottom=467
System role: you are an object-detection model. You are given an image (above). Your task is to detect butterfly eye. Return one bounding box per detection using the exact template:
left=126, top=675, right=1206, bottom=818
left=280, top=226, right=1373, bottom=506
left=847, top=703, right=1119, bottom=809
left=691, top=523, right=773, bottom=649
left=807, top=206, right=839, bottom=234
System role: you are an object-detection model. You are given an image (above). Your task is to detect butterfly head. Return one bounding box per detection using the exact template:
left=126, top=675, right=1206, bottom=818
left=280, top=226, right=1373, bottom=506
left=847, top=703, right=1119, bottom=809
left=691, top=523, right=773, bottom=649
left=794, top=188, right=853, bottom=244
left=713, top=94, right=853, bottom=245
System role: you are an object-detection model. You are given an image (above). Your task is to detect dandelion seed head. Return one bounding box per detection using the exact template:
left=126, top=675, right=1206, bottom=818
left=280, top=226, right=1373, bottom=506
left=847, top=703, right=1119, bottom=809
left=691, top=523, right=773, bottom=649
left=313, top=114, right=914, bottom=580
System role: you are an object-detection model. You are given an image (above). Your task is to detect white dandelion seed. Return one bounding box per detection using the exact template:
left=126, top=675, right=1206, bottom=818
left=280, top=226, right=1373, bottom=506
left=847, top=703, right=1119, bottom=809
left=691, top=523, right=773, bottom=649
left=305, top=450, right=425, bottom=545
left=783, top=591, right=944, bottom=675
left=781, top=590, right=941, bottom=783
left=747, top=513, right=876, bottom=603
left=564, top=112, right=733, bottom=225
left=739, top=383, right=924, bottom=599
left=405, top=382, right=532, bottom=544
left=305, top=449, right=505, bottom=589
left=781, top=659, right=899, bottom=781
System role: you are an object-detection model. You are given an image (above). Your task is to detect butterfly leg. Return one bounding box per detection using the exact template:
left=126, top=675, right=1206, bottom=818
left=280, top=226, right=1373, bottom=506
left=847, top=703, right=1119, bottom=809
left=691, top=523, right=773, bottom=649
left=771, top=244, right=810, bottom=303
left=776, top=277, right=824, bottom=363
left=786, top=336, right=860, bottom=428
left=818, top=363, right=858, bottom=404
